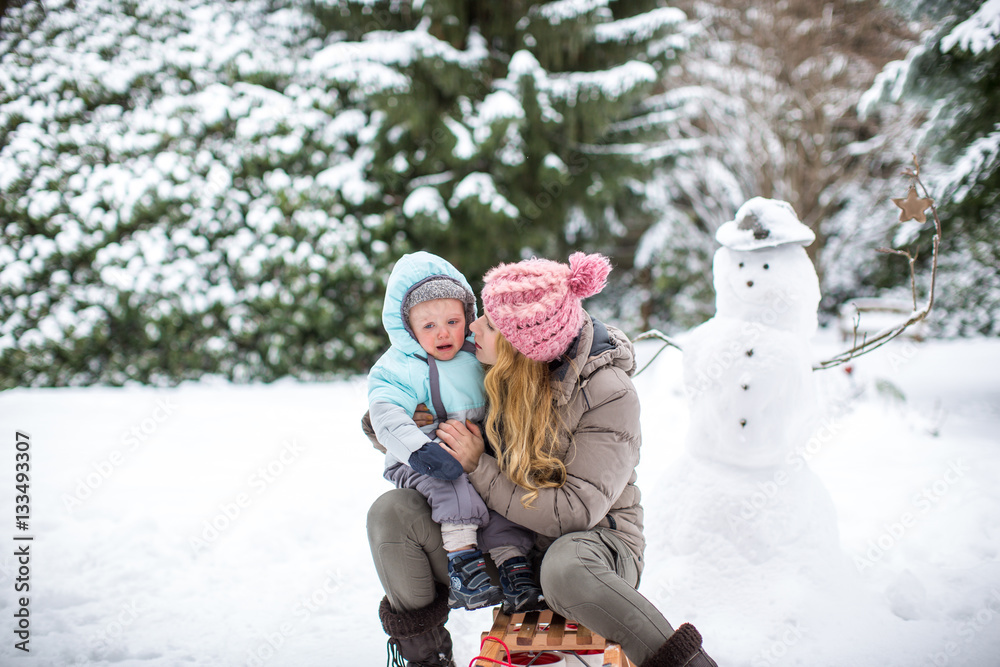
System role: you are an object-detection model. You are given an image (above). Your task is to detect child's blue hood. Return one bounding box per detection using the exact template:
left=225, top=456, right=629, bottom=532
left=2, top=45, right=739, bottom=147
left=382, top=252, right=478, bottom=357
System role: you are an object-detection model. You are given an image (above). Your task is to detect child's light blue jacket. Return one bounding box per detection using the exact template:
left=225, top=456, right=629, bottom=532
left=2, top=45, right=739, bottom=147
left=367, top=252, right=487, bottom=474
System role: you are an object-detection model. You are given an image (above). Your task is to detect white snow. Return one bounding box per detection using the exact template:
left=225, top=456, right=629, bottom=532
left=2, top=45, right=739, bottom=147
left=534, top=0, right=611, bottom=25
left=593, top=7, right=686, bottom=44
left=315, top=153, right=379, bottom=207
left=0, top=335, right=998, bottom=666
left=935, top=126, right=1000, bottom=203
left=309, top=17, right=488, bottom=89
left=548, top=61, right=658, bottom=103
left=449, top=172, right=520, bottom=219
left=941, top=0, right=1000, bottom=55
left=508, top=49, right=545, bottom=79
left=443, top=117, right=476, bottom=160
left=505, top=51, right=563, bottom=123
left=476, top=90, right=525, bottom=125
left=402, top=186, right=450, bottom=225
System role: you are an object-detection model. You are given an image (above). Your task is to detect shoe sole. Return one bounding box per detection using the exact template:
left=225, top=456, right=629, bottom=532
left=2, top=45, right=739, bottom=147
left=501, top=595, right=547, bottom=615
left=449, top=586, right=504, bottom=611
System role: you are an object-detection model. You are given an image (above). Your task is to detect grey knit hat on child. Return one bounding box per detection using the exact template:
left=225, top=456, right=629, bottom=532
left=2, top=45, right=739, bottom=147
left=401, top=276, right=477, bottom=338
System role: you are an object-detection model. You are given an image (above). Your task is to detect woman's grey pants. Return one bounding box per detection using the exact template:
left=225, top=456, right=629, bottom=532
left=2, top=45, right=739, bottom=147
left=367, top=488, right=675, bottom=664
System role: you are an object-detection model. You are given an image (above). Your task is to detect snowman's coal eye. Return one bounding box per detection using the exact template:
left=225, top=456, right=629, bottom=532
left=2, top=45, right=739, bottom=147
left=738, top=262, right=744, bottom=268
left=763, top=264, right=769, bottom=270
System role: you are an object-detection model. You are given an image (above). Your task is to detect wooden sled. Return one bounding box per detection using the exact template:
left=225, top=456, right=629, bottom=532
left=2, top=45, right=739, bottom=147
left=474, top=608, right=635, bottom=666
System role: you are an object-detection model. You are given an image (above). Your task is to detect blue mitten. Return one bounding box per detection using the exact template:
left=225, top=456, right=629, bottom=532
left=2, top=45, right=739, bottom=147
left=408, top=442, right=464, bottom=480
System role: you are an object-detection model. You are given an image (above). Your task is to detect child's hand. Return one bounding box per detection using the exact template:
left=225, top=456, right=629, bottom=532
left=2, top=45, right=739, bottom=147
left=413, top=403, right=434, bottom=428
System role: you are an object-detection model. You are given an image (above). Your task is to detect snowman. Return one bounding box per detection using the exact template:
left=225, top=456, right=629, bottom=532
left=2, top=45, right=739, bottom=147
left=654, top=197, right=840, bottom=566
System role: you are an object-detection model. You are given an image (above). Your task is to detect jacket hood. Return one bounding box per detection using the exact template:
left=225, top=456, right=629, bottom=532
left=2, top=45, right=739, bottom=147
left=551, top=312, right=636, bottom=407
left=382, top=252, right=478, bottom=356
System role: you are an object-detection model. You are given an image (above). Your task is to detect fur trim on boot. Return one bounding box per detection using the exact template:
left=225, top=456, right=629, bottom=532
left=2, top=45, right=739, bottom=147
left=379, top=584, right=455, bottom=667
left=641, top=623, right=719, bottom=667
left=379, top=584, right=450, bottom=639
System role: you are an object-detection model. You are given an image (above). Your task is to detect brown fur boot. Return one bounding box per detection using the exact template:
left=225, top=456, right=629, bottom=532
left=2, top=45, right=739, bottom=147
left=641, top=623, right=719, bottom=667
left=379, top=584, right=455, bottom=667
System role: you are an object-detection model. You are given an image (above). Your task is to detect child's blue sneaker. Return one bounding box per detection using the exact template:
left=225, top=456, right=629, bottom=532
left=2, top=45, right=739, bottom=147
left=447, top=549, right=503, bottom=610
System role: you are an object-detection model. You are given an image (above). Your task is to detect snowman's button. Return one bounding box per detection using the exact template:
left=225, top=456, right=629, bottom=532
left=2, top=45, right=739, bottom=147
left=739, top=418, right=747, bottom=427
left=747, top=280, right=754, bottom=287
left=745, top=349, right=754, bottom=357
left=741, top=384, right=749, bottom=390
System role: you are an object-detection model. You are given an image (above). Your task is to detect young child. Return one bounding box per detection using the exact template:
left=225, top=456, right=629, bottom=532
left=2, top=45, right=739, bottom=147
left=367, top=251, right=545, bottom=613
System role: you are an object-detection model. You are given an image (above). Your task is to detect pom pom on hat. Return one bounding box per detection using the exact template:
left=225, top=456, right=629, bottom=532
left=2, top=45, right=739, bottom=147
left=482, top=252, right=611, bottom=362
left=568, top=251, right=612, bottom=299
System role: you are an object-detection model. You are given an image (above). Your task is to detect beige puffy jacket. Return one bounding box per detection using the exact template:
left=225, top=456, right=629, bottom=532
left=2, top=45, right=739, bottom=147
left=468, top=312, right=645, bottom=569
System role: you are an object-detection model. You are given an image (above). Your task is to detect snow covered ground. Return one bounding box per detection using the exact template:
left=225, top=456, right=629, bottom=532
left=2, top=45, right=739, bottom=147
left=1, top=332, right=998, bottom=666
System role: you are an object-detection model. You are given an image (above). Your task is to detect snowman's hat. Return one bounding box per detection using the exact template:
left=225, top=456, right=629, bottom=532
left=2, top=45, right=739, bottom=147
left=716, top=197, right=816, bottom=251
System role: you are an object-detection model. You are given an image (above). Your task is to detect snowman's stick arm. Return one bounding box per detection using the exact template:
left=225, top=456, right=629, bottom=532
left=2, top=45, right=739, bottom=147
left=631, top=329, right=683, bottom=376
left=813, top=316, right=920, bottom=370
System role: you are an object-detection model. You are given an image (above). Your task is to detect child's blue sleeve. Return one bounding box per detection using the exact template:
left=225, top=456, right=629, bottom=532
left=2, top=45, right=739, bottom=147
left=368, top=360, right=463, bottom=480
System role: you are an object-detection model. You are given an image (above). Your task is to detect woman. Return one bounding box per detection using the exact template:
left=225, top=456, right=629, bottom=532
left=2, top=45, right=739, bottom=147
left=368, top=253, right=718, bottom=667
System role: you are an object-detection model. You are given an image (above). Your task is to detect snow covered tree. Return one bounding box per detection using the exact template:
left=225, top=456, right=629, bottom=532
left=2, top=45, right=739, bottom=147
left=0, top=0, right=688, bottom=387
left=305, top=0, right=688, bottom=299
left=0, top=0, right=390, bottom=387
left=862, top=0, right=1000, bottom=336
left=627, top=0, right=918, bottom=331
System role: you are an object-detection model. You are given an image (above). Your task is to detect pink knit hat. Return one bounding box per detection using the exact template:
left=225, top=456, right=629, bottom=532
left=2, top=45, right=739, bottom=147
left=482, top=252, right=612, bottom=362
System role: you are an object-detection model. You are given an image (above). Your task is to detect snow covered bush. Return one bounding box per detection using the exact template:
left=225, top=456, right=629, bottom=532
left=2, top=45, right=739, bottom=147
left=0, top=0, right=385, bottom=386
left=304, top=0, right=689, bottom=308
left=1, top=0, right=690, bottom=386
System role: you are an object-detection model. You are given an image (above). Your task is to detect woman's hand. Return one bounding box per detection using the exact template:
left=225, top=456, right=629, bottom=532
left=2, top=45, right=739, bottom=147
left=437, top=419, right=484, bottom=474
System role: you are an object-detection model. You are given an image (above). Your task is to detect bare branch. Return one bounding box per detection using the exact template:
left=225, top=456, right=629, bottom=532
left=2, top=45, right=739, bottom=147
left=814, top=157, right=941, bottom=371
left=876, top=246, right=919, bottom=309
left=631, top=329, right=684, bottom=377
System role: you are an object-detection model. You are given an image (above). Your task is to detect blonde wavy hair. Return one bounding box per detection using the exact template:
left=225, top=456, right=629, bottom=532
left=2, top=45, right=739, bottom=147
left=483, top=334, right=567, bottom=508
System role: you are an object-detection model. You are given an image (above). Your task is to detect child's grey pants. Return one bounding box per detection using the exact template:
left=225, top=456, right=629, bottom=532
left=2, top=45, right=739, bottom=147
left=367, top=488, right=675, bottom=664
left=384, top=463, right=535, bottom=554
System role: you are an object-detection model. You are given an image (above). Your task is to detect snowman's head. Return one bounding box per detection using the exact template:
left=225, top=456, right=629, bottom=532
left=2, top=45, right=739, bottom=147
left=713, top=245, right=820, bottom=336
left=713, top=197, right=820, bottom=336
